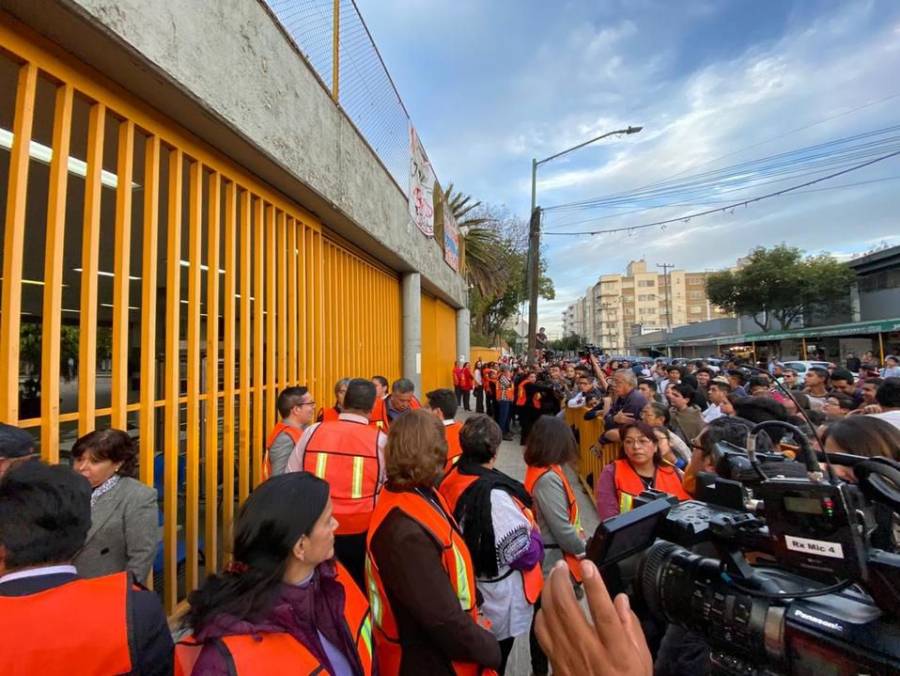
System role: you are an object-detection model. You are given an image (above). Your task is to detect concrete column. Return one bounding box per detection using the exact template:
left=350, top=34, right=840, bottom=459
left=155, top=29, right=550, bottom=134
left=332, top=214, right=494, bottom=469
left=849, top=283, right=861, bottom=323
left=456, top=306, right=470, bottom=364
left=401, top=273, right=422, bottom=394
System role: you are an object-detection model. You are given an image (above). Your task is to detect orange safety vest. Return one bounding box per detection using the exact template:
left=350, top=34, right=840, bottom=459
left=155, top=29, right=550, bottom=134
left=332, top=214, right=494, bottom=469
left=318, top=406, right=341, bottom=423
left=524, top=464, right=583, bottom=583
left=442, top=420, right=464, bottom=473
left=0, top=572, right=134, bottom=675
left=438, top=466, right=544, bottom=604
left=262, top=421, right=304, bottom=480
left=484, top=370, right=498, bottom=396
left=365, top=488, right=496, bottom=676
left=369, top=397, right=390, bottom=432
left=515, top=382, right=528, bottom=406
left=612, top=458, right=690, bottom=514
left=175, top=562, right=373, bottom=676
left=305, top=419, right=382, bottom=535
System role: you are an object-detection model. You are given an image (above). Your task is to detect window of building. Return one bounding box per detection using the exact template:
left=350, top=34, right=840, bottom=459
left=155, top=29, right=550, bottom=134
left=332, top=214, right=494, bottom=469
left=637, top=280, right=655, bottom=287
left=689, top=291, right=704, bottom=299
left=638, top=294, right=656, bottom=301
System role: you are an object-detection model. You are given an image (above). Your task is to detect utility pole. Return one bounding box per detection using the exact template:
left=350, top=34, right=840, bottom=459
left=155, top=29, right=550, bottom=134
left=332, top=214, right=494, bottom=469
left=657, top=263, right=674, bottom=358
left=526, top=125, right=643, bottom=363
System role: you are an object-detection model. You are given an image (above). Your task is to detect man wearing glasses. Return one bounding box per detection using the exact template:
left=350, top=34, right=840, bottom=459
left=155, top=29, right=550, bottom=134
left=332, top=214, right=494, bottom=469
left=264, top=386, right=317, bottom=477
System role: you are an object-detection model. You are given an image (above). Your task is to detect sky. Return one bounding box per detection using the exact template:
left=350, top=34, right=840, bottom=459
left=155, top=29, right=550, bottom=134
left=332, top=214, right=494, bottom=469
left=356, top=0, right=900, bottom=336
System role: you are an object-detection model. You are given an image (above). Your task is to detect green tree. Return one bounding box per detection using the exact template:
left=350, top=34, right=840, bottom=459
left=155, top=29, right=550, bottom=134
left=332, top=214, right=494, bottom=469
left=549, top=333, right=584, bottom=352
left=706, top=245, right=855, bottom=331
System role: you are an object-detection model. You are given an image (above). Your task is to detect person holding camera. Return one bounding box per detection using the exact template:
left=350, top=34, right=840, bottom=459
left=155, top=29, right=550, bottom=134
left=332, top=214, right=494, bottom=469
left=595, top=421, right=690, bottom=521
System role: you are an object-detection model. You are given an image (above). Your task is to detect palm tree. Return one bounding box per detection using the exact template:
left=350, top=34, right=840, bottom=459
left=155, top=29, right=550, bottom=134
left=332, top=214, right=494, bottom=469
left=443, top=183, right=506, bottom=296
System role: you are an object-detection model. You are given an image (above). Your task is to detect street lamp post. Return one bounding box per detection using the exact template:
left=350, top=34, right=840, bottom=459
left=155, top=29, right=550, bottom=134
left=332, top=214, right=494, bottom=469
left=526, top=126, right=643, bottom=362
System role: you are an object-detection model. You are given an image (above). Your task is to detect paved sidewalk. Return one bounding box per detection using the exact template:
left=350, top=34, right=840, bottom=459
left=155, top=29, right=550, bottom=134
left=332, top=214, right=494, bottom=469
left=458, top=411, right=599, bottom=675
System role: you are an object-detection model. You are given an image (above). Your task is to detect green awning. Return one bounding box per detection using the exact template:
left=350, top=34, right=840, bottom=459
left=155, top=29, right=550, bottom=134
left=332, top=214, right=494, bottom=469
left=718, top=317, right=900, bottom=345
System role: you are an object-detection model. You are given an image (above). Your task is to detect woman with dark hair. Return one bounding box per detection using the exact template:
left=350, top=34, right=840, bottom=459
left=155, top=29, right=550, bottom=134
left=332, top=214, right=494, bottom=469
left=71, top=428, right=159, bottom=582
left=438, top=415, right=543, bottom=674
left=178, top=472, right=372, bottom=674
left=318, top=378, right=350, bottom=422
left=822, top=416, right=900, bottom=462
left=595, top=421, right=690, bottom=521
left=473, top=359, right=485, bottom=413
left=523, top=415, right=583, bottom=676
left=640, top=402, right=691, bottom=467
left=366, top=410, right=500, bottom=675
left=667, top=383, right=705, bottom=445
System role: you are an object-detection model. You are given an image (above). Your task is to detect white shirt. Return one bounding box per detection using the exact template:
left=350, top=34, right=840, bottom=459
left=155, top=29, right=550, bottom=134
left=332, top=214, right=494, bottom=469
left=870, top=410, right=900, bottom=431
left=702, top=404, right=723, bottom=423
left=0, top=564, right=77, bottom=585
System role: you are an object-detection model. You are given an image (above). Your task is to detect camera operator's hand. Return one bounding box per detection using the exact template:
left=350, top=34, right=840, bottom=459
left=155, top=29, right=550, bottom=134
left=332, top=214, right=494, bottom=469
left=536, top=559, right=652, bottom=676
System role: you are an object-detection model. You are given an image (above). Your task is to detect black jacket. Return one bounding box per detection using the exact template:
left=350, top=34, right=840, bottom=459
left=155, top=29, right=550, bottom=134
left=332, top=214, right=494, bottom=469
left=0, top=571, right=173, bottom=675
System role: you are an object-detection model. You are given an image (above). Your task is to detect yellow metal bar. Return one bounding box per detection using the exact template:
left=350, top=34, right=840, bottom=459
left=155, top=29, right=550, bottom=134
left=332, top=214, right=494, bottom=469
left=204, top=170, right=221, bottom=576
left=163, top=147, right=183, bottom=614
left=277, top=211, right=288, bottom=389
left=185, top=160, right=203, bottom=592
left=111, top=120, right=135, bottom=430
left=238, top=191, right=252, bottom=503
left=40, top=82, right=73, bottom=461
left=315, top=231, right=325, bottom=404
left=222, top=181, right=237, bottom=559
left=332, top=0, right=340, bottom=102
left=299, top=222, right=308, bottom=386
left=287, top=218, right=298, bottom=385
left=0, top=62, right=37, bottom=424
left=252, top=200, right=265, bottom=488
left=879, top=332, right=885, bottom=365
left=801, top=337, right=808, bottom=360
left=139, top=135, right=161, bottom=489
left=78, top=101, right=107, bottom=437
left=266, top=207, right=277, bottom=432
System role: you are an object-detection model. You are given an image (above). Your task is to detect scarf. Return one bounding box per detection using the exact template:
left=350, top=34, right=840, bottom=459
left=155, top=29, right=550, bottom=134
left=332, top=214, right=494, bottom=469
left=91, top=474, right=120, bottom=508
left=453, top=459, right=533, bottom=579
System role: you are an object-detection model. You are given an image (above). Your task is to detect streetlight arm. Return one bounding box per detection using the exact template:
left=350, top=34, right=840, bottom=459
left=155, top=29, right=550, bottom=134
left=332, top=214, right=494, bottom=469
left=536, top=126, right=642, bottom=166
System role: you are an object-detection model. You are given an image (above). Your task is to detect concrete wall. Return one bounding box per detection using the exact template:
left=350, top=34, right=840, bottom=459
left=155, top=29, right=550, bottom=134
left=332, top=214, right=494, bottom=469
left=3, top=0, right=465, bottom=307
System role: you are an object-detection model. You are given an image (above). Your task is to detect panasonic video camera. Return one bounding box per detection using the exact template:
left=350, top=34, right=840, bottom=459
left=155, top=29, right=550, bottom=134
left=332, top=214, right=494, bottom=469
left=586, top=420, right=900, bottom=675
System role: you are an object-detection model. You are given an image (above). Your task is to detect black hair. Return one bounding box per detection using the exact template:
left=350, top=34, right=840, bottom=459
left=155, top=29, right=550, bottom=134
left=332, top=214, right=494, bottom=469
left=0, top=462, right=91, bottom=569
left=830, top=368, right=854, bottom=385
left=391, top=378, right=416, bottom=394
left=276, top=386, right=309, bottom=419
left=426, top=388, right=458, bottom=420
left=671, top=383, right=696, bottom=401
left=644, top=401, right=670, bottom=425
left=807, top=366, right=830, bottom=382
left=748, top=375, right=771, bottom=391
left=727, top=369, right=747, bottom=385
left=876, top=377, right=900, bottom=409
left=343, top=378, right=377, bottom=413
left=696, top=367, right=714, bottom=377
left=187, top=472, right=329, bottom=630
left=71, top=428, right=138, bottom=478
left=638, top=378, right=658, bottom=392
left=372, top=375, right=389, bottom=390
left=700, top=417, right=754, bottom=464
left=732, top=396, right=790, bottom=442
left=0, top=423, right=36, bottom=459
left=523, top=415, right=577, bottom=467
left=459, top=414, right=502, bottom=464
left=826, top=392, right=855, bottom=411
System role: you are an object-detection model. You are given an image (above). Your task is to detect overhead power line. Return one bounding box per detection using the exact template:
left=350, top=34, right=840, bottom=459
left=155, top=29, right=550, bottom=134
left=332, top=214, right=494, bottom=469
left=542, top=149, right=900, bottom=237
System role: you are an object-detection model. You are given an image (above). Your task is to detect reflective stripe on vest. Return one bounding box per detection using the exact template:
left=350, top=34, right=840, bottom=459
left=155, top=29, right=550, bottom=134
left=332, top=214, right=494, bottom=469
left=365, top=488, right=488, bottom=676
left=304, top=419, right=382, bottom=535
left=612, top=458, right=690, bottom=513
left=0, top=572, right=133, bottom=675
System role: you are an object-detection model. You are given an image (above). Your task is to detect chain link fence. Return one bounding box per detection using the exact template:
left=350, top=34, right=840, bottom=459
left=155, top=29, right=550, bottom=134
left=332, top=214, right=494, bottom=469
left=265, top=0, right=420, bottom=196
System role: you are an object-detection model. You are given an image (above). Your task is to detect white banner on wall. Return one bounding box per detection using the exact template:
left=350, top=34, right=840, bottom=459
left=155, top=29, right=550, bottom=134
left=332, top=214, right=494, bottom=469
left=409, top=125, right=435, bottom=237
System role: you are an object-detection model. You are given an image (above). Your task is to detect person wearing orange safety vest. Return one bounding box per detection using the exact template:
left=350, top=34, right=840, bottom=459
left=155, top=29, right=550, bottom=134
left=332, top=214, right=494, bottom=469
left=263, top=386, right=316, bottom=479
left=438, top=415, right=544, bottom=674
left=595, top=420, right=691, bottom=521
left=370, top=375, right=391, bottom=431
left=522, top=415, right=586, bottom=676
left=483, top=364, right=498, bottom=418
left=366, top=410, right=501, bottom=676
left=0, top=462, right=174, bottom=675
left=317, top=377, right=350, bottom=423
left=426, top=388, right=464, bottom=474
left=287, top=379, right=386, bottom=590
left=176, top=473, right=373, bottom=676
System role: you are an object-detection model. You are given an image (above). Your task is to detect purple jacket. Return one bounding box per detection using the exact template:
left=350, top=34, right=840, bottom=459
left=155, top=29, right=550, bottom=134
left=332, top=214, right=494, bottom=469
left=191, top=559, right=364, bottom=675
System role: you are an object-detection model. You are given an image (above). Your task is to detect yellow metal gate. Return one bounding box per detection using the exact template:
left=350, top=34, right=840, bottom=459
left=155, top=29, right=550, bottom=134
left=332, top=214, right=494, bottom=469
left=0, top=13, right=401, bottom=612
left=421, top=293, right=457, bottom=395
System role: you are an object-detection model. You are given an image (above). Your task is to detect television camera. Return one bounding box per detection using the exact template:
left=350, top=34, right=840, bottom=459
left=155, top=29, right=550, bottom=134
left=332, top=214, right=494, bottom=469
left=587, top=420, right=900, bottom=675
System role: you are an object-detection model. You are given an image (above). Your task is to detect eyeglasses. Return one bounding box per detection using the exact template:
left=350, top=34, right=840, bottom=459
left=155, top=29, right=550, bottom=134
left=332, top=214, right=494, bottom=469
left=297, top=400, right=316, bottom=408
left=623, top=437, right=654, bottom=447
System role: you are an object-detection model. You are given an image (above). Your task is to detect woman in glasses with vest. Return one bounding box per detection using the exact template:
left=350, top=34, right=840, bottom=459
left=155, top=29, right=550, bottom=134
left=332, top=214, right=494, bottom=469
left=522, top=414, right=585, bottom=676
left=177, top=473, right=372, bottom=675
left=366, top=409, right=501, bottom=676
left=438, top=414, right=544, bottom=675
left=595, top=420, right=690, bottom=522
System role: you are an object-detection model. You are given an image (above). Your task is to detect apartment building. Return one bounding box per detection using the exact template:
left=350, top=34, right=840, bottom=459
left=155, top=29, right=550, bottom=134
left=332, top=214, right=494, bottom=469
left=565, top=260, right=730, bottom=353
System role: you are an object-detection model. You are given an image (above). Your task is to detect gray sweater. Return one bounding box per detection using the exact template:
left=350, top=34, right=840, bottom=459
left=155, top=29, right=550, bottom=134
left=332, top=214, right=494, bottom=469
left=532, top=469, right=585, bottom=574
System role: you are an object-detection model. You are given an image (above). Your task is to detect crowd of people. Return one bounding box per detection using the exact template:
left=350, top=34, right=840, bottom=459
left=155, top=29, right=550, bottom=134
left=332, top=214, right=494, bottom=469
left=2, top=346, right=898, bottom=675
